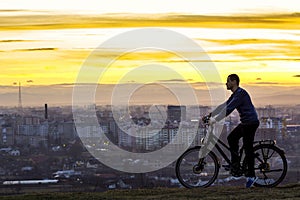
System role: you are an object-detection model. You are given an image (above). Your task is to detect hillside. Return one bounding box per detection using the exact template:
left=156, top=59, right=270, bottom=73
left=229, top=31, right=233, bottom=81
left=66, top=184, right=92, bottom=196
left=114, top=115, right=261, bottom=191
left=0, top=184, right=299, bottom=200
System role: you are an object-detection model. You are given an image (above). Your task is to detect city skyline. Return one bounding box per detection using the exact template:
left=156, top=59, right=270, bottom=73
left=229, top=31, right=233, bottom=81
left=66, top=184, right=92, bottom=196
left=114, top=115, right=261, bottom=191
left=0, top=1, right=299, bottom=106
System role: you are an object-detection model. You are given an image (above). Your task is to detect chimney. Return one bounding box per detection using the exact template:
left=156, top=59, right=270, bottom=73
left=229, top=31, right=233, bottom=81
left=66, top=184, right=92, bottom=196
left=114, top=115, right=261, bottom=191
left=45, top=104, right=48, bottom=120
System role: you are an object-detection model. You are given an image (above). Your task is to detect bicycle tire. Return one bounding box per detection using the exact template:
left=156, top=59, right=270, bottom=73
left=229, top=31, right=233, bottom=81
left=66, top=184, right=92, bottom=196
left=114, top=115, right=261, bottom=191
left=253, top=144, right=287, bottom=187
left=175, top=146, right=219, bottom=188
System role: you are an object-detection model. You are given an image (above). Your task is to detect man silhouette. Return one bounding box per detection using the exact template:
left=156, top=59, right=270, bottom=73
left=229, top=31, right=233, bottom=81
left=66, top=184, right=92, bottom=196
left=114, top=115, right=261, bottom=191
left=207, top=74, right=259, bottom=188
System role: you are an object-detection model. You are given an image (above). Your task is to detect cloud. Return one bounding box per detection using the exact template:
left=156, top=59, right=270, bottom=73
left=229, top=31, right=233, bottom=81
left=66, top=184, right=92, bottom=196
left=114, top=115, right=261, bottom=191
left=293, top=75, right=300, bottom=77
left=0, top=9, right=27, bottom=13
left=203, top=38, right=298, bottom=46
left=0, top=40, right=38, bottom=43
left=14, top=48, right=58, bottom=52
left=1, top=40, right=28, bottom=43
left=105, top=50, right=176, bottom=60
left=1, top=13, right=300, bottom=30
left=158, top=79, right=186, bottom=82
left=256, top=78, right=262, bottom=80
left=51, top=83, right=75, bottom=86
left=86, top=41, right=300, bottom=63
left=250, top=82, right=279, bottom=85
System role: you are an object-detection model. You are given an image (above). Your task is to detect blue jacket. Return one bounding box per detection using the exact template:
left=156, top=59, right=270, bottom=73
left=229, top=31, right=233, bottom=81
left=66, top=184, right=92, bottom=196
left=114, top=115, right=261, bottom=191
left=211, top=87, right=259, bottom=124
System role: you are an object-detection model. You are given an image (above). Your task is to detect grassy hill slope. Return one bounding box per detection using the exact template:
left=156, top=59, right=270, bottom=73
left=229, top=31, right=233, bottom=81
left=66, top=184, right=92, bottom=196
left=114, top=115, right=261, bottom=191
left=0, top=184, right=299, bottom=200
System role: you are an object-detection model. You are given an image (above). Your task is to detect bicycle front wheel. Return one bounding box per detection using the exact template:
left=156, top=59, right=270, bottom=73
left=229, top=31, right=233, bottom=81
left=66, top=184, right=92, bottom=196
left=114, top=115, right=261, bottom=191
left=253, top=144, right=287, bottom=187
left=175, top=146, right=219, bottom=188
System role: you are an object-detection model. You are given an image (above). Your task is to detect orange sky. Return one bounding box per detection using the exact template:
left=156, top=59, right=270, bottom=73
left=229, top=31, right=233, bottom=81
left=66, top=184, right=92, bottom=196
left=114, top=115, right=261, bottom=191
left=0, top=1, right=299, bottom=106
left=0, top=13, right=299, bottom=85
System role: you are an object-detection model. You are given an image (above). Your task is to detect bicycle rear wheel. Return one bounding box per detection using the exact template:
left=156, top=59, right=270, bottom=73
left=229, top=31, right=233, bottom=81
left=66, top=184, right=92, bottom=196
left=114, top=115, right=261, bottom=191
left=253, top=144, right=287, bottom=187
left=175, top=146, right=219, bottom=188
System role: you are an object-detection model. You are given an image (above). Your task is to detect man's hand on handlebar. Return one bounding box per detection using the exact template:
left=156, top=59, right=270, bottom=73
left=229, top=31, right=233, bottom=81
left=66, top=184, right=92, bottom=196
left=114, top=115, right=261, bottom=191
left=209, top=117, right=216, bottom=125
left=202, top=113, right=216, bottom=125
left=202, top=113, right=211, bottom=123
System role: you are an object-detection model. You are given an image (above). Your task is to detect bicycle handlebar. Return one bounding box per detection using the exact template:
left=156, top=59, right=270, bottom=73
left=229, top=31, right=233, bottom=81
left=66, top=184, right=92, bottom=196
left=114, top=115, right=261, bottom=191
left=202, top=115, right=211, bottom=124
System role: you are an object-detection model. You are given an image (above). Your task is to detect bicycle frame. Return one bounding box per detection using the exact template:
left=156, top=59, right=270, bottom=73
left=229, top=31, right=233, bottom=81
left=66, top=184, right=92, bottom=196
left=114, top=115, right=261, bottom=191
left=202, top=123, right=240, bottom=166
left=214, top=138, right=232, bottom=165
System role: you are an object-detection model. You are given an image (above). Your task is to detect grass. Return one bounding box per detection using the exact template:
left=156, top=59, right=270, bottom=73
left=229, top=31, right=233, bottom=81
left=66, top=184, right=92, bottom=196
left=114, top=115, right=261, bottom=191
left=0, top=184, right=299, bottom=200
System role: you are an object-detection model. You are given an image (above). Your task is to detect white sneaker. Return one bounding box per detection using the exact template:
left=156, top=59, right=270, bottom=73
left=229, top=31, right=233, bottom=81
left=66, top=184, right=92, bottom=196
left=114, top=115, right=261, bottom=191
left=246, top=177, right=258, bottom=188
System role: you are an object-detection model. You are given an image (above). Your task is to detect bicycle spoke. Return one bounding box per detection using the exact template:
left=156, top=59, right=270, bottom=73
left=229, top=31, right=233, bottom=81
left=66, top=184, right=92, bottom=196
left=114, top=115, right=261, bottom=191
left=255, top=154, right=264, bottom=164
left=261, top=169, right=283, bottom=173
left=266, top=149, right=276, bottom=160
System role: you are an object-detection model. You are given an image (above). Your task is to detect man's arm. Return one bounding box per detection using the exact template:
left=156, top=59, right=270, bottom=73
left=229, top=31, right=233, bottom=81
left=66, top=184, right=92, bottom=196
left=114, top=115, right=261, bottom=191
left=212, top=92, right=243, bottom=121
left=211, top=102, right=226, bottom=117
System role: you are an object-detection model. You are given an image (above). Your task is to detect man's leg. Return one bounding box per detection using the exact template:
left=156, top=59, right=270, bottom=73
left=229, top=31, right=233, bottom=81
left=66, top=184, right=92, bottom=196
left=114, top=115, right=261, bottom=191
left=242, top=123, right=259, bottom=177
left=227, top=124, right=243, bottom=168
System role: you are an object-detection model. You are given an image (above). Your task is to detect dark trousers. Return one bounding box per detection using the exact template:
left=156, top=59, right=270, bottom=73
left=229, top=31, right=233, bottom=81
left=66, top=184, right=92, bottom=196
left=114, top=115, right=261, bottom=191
left=227, top=122, right=259, bottom=177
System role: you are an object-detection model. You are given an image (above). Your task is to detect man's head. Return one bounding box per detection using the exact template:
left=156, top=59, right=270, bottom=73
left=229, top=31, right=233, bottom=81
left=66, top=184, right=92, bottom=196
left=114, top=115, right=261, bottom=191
left=226, top=74, right=239, bottom=91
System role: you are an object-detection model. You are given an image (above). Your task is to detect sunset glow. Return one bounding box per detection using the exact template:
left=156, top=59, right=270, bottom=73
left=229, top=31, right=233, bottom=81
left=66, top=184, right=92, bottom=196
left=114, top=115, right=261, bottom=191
left=0, top=0, right=299, bottom=106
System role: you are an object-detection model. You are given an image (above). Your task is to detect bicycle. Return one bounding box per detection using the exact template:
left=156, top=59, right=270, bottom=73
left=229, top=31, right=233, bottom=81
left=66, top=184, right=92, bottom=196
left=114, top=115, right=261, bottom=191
left=175, top=116, right=288, bottom=188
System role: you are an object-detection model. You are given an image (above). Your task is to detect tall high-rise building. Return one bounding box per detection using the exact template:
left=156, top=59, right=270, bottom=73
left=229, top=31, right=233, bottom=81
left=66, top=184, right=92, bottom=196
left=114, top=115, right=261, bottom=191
left=167, top=105, right=186, bottom=122
left=18, top=82, right=23, bottom=114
